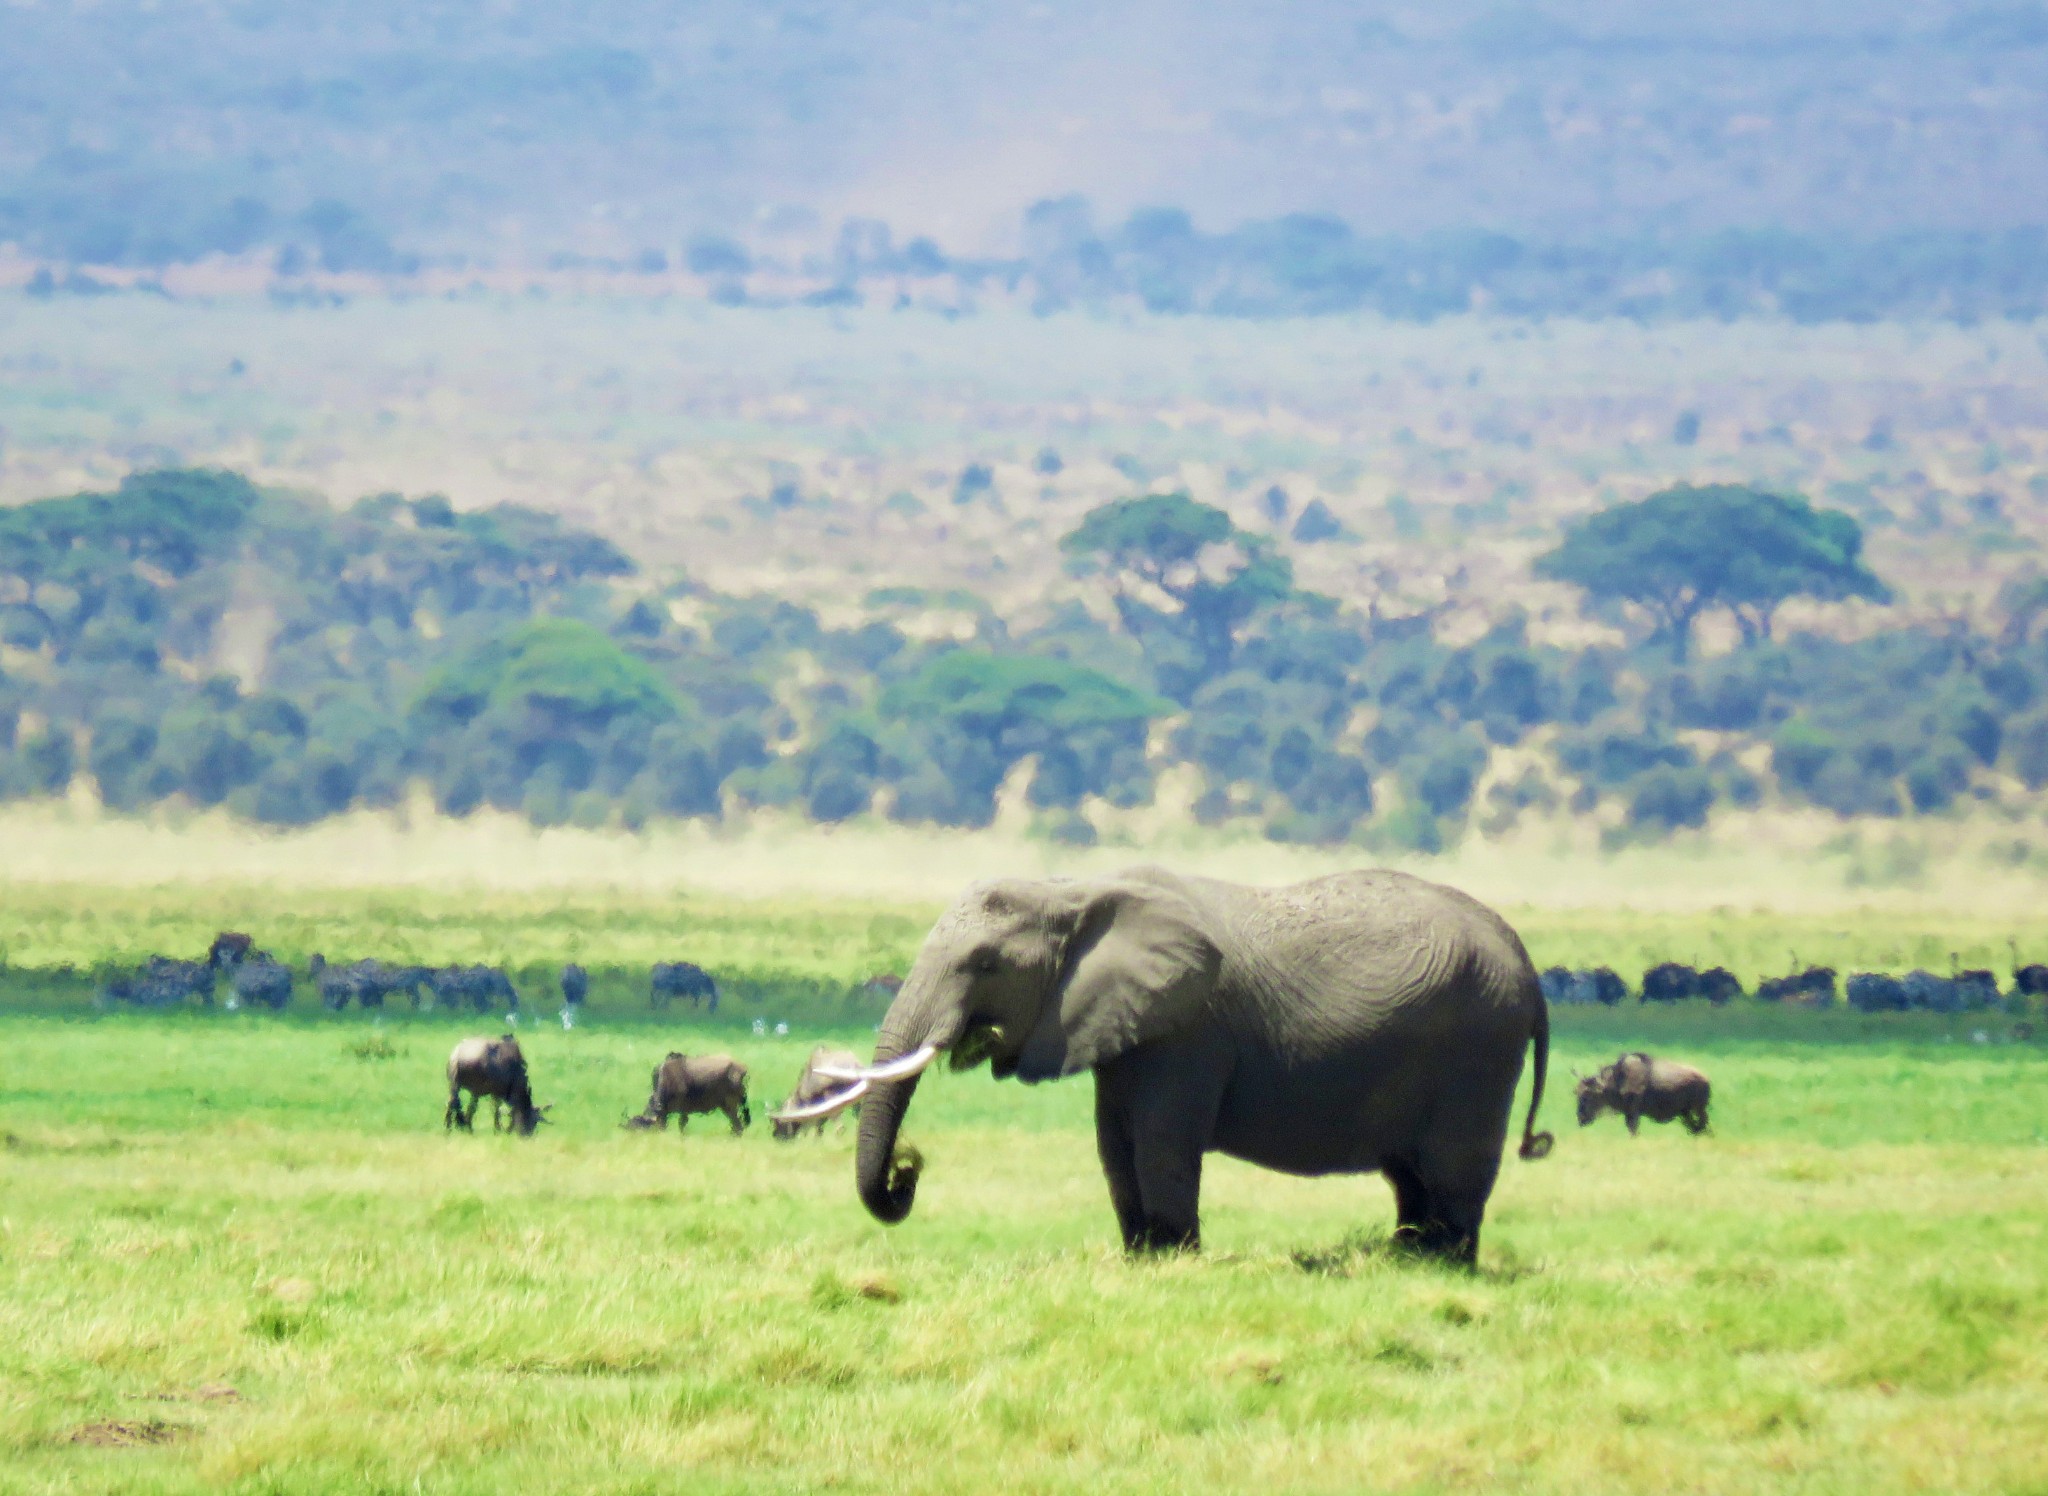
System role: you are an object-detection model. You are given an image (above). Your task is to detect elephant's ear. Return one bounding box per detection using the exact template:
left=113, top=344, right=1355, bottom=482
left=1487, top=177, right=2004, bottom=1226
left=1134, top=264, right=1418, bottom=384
left=1012, top=881, right=1220, bottom=1081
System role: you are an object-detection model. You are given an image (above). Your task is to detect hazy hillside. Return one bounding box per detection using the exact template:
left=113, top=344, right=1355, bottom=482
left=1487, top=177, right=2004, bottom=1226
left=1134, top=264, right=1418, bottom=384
left=3, top=1, right=2046, bottom=316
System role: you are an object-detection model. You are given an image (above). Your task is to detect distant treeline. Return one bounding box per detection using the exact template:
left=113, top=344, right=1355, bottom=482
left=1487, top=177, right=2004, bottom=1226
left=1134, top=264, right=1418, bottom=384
left=4, top=468, right=2048, bottom=849
left=19, top=196, right=2048, bottom=324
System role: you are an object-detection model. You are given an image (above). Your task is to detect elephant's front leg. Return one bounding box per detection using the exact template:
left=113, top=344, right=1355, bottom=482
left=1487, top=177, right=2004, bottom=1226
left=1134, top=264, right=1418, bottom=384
left=1094, top=1040, right=1230, bottom=1254
left=1093, top=1080, right=1148, bottom=1252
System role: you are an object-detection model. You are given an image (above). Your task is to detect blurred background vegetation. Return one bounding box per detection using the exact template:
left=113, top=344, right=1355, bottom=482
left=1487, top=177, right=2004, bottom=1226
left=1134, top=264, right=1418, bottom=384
left=5, top=465, right=2047, bottom=856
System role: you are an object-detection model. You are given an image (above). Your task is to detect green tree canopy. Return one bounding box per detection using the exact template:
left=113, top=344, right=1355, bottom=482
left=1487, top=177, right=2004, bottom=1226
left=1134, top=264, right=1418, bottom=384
left=0, top=468, right=262, bottom=660
left=1535, top=484, right=1889, bottom=658
left=882, top=650, right=1169, bottom=736
left=1060, top=492, right=1296, bottom=696
left=413, top=617, right=682, bottom=730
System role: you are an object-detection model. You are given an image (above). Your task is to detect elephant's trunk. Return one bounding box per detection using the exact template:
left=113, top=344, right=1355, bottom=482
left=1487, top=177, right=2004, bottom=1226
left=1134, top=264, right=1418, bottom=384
left=852, top=985, right=962, bottom=1225
left=854, top=1069, right=925, bottom=1224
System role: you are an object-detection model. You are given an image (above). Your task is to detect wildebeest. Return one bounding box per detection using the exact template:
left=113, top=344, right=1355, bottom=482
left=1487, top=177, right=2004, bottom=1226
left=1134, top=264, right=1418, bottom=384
left=445, top=1035, right=549, bottom=1134
left=1538, top=966, right=1627, bottom=1005
left=1757, top=966, right=1836, bottom=1006
left=311, top=955, right=428, bottom=1010
left=1697, top=967, right=1743, bottom=1004
left=650, top=962, right=719, bottom=1011
left=560, top=963, right=587, bottom=1006
left=1640, top=962, right=1699, bottom=1002
left=426, top=964, right=520, bottom=1014
left=623, top=1052, right=750, bottom=1134
left=228, top=951, right=293, bottom=1010
left=1848, top=971, right=1909, bottom=1012
left=101, top=956, right=217, bottom=1008
left=1575, top=1052, right=1712, bottom=1135
left=1956, top=968, right=2000, bottom=1008
left=2011, top=962, right=2048, bottom=1001
left=770, top=1047, right=864, bottom=1140
left=207, top=931, right=254, bottom=969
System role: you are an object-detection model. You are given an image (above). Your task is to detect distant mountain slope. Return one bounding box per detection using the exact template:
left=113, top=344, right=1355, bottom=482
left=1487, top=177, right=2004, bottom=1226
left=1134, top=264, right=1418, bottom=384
left=1, top=0, right=2044, bottom=280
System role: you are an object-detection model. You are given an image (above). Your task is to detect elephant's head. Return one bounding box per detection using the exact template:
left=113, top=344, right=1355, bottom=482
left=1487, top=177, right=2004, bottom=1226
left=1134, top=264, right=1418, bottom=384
left=825, top=873, right=1220, bottom=1226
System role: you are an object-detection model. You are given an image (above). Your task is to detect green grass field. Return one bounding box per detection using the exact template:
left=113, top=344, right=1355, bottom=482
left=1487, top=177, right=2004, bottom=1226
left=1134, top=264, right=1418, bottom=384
left=3, top=876, right=2047, bottom=1494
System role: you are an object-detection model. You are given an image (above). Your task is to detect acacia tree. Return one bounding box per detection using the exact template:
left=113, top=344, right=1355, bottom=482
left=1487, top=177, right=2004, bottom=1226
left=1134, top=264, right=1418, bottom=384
left=1060, top=492, right=1295, bottom=698
left=1535, top=484, right=1888, bottom=660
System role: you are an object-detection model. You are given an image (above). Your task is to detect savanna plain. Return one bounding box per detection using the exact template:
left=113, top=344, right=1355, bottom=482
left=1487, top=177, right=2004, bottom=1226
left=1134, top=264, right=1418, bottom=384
left=3, top=845, right=2047, bottom=1496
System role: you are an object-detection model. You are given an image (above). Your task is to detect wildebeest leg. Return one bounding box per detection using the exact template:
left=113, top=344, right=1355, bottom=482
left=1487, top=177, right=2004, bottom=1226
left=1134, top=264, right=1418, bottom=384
left=1684, top=1107, right=1710, bottom=1135
left=673, top=1111, right=688, bottom=1135
left=1624, top=1105, right=1642, bottom=1136
left=723, top=1102, right=745, bottom=1135
left=445, top=1089, right=463, bottom=1131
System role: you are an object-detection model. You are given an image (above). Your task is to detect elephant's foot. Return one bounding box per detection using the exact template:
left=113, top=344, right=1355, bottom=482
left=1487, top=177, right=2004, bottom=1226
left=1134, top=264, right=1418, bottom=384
left=1122, top=1217, right=1201, bottom=1255
left=1391, top=1219, right=1479, bottom=1267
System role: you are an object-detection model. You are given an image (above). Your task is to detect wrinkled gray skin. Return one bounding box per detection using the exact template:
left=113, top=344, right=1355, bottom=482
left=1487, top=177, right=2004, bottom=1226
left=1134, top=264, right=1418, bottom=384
left=445, top=1035, right=547, bottom=1134
left=855, top=867, right=1553, bottom=1262
left=625, top=1053, right=751, bottom=1135
left=773, top=1047, right=863, bottom=1140
left=1575, top=1053, right=1710, bottom=1135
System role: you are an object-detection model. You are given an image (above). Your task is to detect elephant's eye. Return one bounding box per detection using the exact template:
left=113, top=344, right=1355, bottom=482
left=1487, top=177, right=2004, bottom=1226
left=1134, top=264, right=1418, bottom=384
left=972, top=951, right=1000, bottom=973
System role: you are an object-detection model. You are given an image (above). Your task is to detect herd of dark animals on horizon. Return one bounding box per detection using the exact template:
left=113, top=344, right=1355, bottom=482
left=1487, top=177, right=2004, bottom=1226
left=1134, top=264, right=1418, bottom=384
left=91, top=934, right=723, bottom=1017
left=78, top=929, right=2048, bottom=1152
left=1542, top=947, right=2048, bottom=1015
left=92, top=932, right=2048, bottom=1019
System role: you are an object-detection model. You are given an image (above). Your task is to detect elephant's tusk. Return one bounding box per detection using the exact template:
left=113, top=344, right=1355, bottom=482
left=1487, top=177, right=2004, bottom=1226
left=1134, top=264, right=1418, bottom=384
left=816, top=1044, right=941, bottom=1084
left=769, top=1078, right=869, bottom=1123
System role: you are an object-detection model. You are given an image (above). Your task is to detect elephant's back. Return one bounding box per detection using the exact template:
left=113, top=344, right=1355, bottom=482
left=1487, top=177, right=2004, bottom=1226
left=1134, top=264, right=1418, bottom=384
left=1227, top=869, right=1537, bottom=1016
left=1205, top=870, right=1542, bottom=1176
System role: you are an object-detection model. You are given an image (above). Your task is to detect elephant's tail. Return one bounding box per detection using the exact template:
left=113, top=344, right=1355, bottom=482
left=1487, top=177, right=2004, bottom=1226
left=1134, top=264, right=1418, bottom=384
left=1518, top=996, right=1555, bottom=1161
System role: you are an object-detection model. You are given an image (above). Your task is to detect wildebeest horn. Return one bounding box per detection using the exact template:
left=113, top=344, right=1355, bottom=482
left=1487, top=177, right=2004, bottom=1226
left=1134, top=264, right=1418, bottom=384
left=816, top=1044, right=941, bottom=1084
left=769, top=1078, right=869, bottom=1123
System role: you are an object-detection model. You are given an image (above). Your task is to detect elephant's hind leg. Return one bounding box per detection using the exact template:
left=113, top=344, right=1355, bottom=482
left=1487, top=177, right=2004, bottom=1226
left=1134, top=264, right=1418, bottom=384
left=1383, top=1159, right=1434, bottom=1242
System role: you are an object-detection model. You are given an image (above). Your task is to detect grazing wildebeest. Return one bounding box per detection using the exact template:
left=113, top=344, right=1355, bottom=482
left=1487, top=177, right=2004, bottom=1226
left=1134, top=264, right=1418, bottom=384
left=1848, top=971, right=1909, bottom=1012
left=1640, top=962, right=1700, bottom=1003
left=2009, top=946, right=2048, bottom=1004
left=102, top=957, right=217, bottom=1008
left=1537, top=967, right=1625, bottom=1006
left=208, top=932, right=254, bottom=969
left=1576, top=1052, right=1712, bottom=1135
left=770, top=1047, right=864, bottom=1140
left=1757, top=966, right=1836, bottom=1006
left=623, top=1053, right=750, bottom=1134
left=650, top=962, right=719, bottom=1012
left=1956, top=968, right=2000, bottom=1009
left=427, top=964, right=520, bottom=1014
left=1903, top=969, right=1962, bottom=1012
left=311, top=956, right=427, bottom=1010
left=445, top=1035, right=549, bottom=1134
left=228, top=951, right=293, bottom=1010
left=561, top=963, right=587, bottom=1006
left=1697, top=967, right=1743, bottom=1005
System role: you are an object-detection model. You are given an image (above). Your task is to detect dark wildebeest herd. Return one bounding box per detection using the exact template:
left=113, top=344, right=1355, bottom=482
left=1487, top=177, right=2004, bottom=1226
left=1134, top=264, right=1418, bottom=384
left=89, top=932, right=856, bottom=1142
left=90, top=930, right=2048, bottom=1153
left=1541, top=951, right=2048, bottom=1014
left=96, top=940, right=722, bottom=1018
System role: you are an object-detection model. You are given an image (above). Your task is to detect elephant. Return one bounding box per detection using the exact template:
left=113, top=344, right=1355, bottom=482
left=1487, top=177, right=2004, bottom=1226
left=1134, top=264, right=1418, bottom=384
left=815, top=866, right=1554, bottom=1263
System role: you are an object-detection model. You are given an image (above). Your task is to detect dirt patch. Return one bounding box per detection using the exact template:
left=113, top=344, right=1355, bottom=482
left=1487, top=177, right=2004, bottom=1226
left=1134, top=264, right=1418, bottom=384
left=68, top=1418, right=186, bottom=1448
